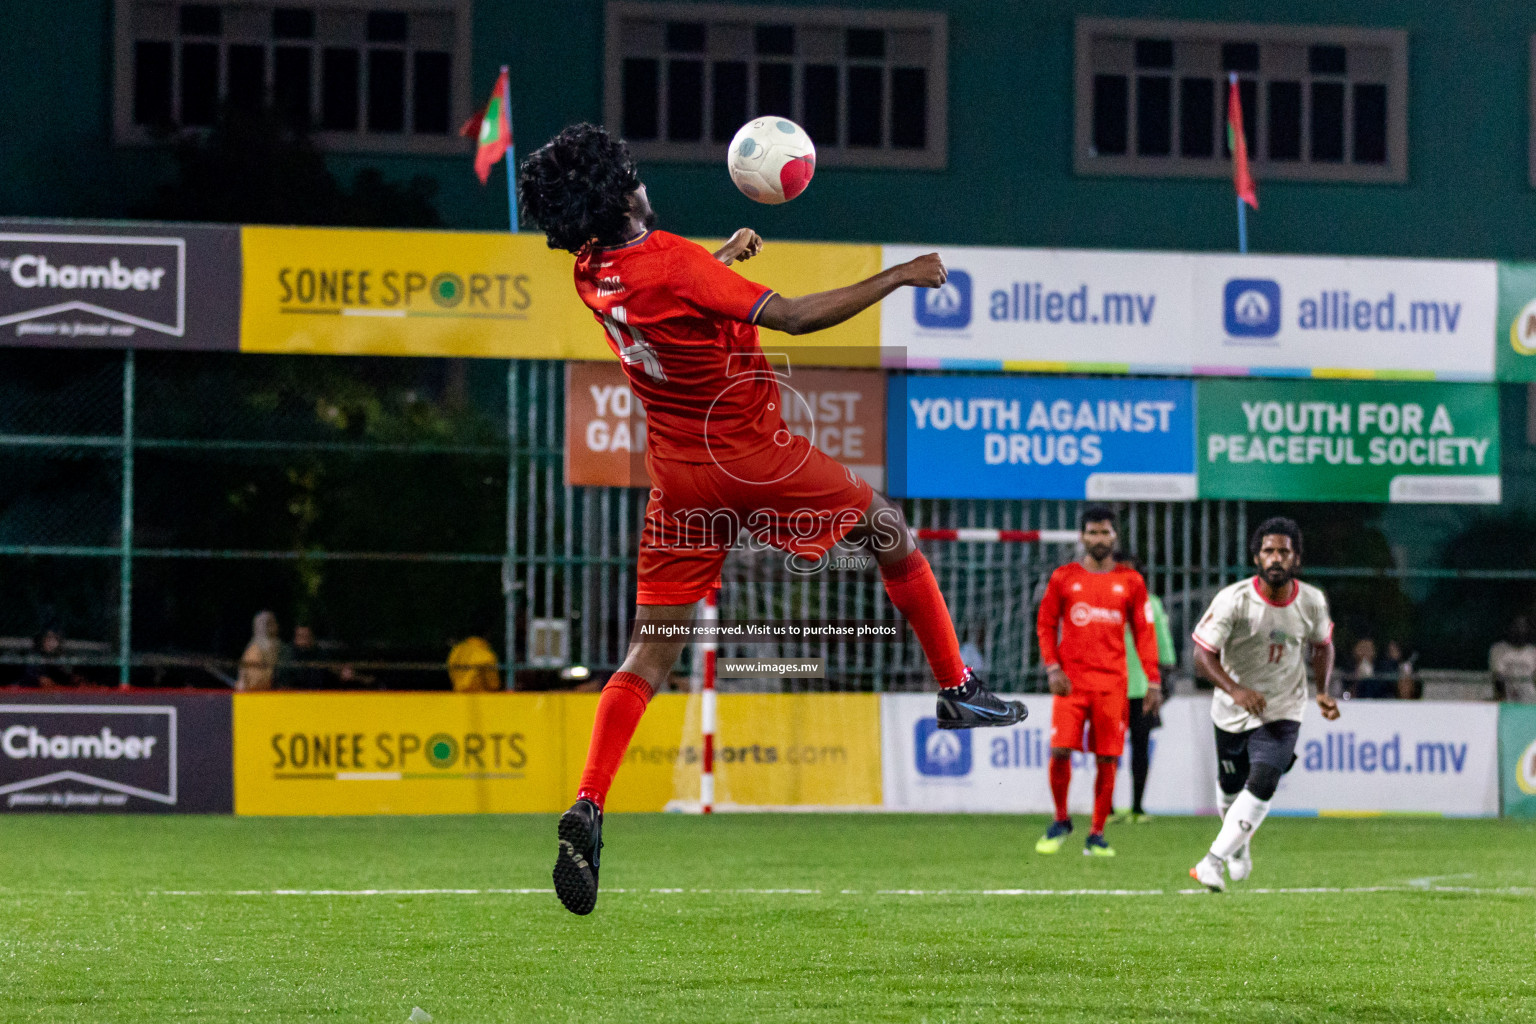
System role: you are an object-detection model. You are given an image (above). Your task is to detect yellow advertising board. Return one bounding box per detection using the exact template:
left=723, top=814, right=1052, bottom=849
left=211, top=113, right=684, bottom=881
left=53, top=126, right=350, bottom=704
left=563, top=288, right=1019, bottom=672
left=613, top=692, right=883, bottom=810
left=232, top=691, right=880, bottom=815
left=234, top=692, right=569, bottom=815
left=239, top=226, right=881, bottom=363
left=715, top=693, right=882, bottom=808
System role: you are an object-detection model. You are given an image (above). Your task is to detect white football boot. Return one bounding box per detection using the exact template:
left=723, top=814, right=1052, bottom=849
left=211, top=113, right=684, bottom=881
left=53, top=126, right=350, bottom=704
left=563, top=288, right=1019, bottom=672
left=1189, top=854, right=1227, bottom=892
left=1226, top=844, right=1253, bottom=882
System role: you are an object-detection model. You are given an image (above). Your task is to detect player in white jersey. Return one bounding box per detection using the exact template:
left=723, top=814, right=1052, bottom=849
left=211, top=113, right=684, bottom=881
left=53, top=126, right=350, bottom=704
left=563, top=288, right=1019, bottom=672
left=1187, top=517, right=1338, bottom=892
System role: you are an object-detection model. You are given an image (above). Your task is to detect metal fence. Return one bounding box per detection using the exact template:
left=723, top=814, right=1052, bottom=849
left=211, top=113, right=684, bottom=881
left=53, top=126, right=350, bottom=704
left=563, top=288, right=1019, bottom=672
left=2, top=350, right=1530, bottom=691
left=1, top=347, right=511, bottom=688
left=510, top=359, right=1259, bottom=691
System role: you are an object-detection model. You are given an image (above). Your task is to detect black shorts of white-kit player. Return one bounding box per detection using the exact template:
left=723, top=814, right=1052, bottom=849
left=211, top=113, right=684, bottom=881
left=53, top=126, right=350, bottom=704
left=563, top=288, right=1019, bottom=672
left=1214, top=720, right=1300, bottom=803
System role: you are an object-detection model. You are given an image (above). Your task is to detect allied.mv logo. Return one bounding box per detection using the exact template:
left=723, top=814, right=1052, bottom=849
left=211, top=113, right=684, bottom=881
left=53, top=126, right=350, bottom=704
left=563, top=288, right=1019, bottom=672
left=1223, top=278, right=1281, bottom=339
left=915, top=717, right=971, bottom=776
left=914, top=270, right=971, bottom=330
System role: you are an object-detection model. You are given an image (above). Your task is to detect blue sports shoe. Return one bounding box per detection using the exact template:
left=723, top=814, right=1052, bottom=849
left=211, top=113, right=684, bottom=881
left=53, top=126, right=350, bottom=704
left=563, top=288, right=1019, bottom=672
left=1035, top=818, right=1073, bottom=855
left=1083, top=833, right=1116, bottom=858
left=936, top=668, right=1028, bottom=730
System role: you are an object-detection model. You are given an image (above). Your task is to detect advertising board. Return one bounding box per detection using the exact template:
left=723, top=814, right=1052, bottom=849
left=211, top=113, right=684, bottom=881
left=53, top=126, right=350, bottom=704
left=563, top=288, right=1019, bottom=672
left=240, top=228, right=881, bottom=362
left=881, top=244, right=1193, bottom=373
left=0, top=219, right=240, bottom=350
left=884, top=694, right=1499, bottom=818
left=1498, top=703, right=1536, bottom=818
left=0, top=691, right=232, bottom=812
left=1197, top=378, right=1500, bottom=503
left=1191, top=254, right=1496, bottom=379
left=233, top=691, right=880, bottom=814
left=566, top=360, right=886, bottom=489
left=880, top=694, right=1216, bottom=816
left=235, top=691, right=578, bottom=815
left=881, top=245, right=1497, bottom=379
left=888, top=375, right=1195, bottom=499
left=1272, top=701, right=1500, bottom=816
left=1495, top=262, right=1536, bottom=382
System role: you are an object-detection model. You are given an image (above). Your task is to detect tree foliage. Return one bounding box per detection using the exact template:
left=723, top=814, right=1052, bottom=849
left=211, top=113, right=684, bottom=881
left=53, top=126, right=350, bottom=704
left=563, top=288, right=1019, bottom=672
left=139, top=108, right=440, bottom=227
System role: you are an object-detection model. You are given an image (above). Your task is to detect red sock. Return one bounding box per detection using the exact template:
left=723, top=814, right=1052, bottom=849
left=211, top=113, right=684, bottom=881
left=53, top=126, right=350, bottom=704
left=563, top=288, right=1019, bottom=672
left=576, top=671, right=655, bottom=809
left=880, top=550, right=965, bottom=689
left=1092, top=759, right=1118, bottom=834
left=1049, top=756, right=1071, bottom=822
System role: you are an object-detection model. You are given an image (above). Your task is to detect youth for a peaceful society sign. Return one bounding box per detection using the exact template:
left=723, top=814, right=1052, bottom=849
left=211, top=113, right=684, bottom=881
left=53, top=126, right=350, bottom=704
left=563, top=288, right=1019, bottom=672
left=888, top=376, right=1195, bottom=499
left=1198, top=379, right=1500, bottom=503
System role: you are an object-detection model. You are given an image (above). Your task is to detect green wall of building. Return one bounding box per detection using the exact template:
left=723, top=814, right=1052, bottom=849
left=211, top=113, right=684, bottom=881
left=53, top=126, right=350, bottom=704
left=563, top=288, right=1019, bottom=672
left=8, top=0, right=1536, bottom=258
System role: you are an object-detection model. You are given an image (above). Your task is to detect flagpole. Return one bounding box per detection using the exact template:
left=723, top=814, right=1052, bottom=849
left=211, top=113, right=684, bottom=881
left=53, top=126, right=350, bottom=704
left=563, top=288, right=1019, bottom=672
left=1228, top=71, right=1246, bottom=254
left=502, top=65, right=518, bottom=233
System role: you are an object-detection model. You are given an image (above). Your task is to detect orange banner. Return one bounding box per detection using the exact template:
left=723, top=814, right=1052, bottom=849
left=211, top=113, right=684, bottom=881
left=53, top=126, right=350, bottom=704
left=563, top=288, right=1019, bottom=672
left=565, top=361, right=885, bottom=489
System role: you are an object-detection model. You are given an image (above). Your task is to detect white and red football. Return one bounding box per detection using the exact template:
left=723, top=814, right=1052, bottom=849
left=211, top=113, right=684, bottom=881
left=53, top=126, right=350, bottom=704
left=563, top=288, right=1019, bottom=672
left=727, top=118, right=816, bottom=205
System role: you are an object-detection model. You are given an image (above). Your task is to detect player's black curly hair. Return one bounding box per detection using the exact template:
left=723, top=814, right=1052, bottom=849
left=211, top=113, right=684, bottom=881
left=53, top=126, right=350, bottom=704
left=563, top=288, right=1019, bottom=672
left=1249, top=516, right=1303, bottom=559
left=518, top=123, right=641, bottom=253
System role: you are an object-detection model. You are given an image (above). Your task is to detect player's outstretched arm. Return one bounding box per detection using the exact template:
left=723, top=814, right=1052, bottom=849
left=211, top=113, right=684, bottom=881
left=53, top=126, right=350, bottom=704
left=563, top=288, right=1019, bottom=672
left=756, top=254, right=946, bottom=336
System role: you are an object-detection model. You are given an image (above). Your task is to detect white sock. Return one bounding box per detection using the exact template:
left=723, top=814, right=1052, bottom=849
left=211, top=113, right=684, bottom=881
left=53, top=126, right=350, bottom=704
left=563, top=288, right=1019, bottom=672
left=1216, top=790, right=1246, bottom=859
left=1209, top=790, right=1270, bottom=861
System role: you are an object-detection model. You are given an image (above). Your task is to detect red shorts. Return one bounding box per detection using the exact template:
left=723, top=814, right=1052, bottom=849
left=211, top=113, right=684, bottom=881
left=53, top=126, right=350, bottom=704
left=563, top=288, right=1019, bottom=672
left=1050, top=687, right=1129, bottom=757
left=637, top=433, right=873, bottom=605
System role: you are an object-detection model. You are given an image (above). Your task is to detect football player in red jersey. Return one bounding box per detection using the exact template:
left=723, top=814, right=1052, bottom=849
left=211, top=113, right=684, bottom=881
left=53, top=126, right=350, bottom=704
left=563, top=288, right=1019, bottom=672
left=1034, top=506, right=1160, bottom=857
left=520, top=124, right=1026, bottom=915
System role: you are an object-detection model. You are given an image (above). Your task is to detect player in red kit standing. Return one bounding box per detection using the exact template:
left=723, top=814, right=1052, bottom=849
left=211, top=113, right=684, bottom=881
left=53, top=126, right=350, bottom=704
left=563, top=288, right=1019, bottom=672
left=519, top=124, right=1027, bottom=915
left=1034, top=506, right=1160, bottom=857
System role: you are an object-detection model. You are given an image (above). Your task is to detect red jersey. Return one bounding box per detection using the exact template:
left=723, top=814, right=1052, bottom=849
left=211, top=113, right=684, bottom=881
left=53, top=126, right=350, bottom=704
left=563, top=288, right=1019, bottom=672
left=573, top=229, right=783, bottom=464
left=1036, top=562, right=1160, bottom=693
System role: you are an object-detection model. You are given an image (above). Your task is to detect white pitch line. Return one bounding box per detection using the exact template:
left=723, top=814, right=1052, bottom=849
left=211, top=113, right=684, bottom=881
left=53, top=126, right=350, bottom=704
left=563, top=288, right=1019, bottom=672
left=143, top=885, right=1536, bottom=898
left=1407, top=872, right=1477, bottom=888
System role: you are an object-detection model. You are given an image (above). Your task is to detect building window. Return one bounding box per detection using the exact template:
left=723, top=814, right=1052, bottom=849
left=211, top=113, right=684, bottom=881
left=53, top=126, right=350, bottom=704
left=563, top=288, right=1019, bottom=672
left=604, top=3, right=947, bottom=169
left=113, top=0, right=473, bottom=154
left=1075, top=18, right=1407, bottom=183
left=1528, top=36, right=1536, bottom=189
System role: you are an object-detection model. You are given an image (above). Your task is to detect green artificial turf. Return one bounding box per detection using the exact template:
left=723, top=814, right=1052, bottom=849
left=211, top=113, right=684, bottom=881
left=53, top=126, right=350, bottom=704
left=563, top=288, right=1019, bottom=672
left=1, top=814, right=1532, bottom=1023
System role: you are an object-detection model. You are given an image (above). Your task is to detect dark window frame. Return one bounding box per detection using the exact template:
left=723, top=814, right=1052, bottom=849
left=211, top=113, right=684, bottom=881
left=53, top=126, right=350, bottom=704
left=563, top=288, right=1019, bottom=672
left=605, top=2, right=948, bottom=170
left=114, top=0, right=474, bottom=155
left=1075, top=17, right=1407, bottom=185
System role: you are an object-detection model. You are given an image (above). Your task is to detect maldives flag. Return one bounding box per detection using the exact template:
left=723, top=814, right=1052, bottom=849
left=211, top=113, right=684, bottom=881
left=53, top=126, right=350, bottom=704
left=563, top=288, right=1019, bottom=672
left=460, top=70, right=511, bottom=184
left=1226, top=72, right=1258, bottom=209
